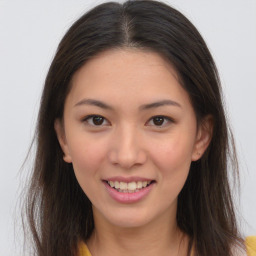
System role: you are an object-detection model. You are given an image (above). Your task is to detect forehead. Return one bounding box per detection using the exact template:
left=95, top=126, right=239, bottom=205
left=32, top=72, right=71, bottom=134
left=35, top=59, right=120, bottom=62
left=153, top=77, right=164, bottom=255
left=72, top=48, right=180, bottom=85
left=67, top=48, right=191, bottom=109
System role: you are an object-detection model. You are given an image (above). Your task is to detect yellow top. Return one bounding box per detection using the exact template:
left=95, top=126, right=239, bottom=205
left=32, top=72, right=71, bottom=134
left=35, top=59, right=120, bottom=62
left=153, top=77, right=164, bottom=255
left=79, top=236, right=256, bottom=256
left=79, top=242, right=92, bottom=256
left=246, top=236, right=256, bottom=256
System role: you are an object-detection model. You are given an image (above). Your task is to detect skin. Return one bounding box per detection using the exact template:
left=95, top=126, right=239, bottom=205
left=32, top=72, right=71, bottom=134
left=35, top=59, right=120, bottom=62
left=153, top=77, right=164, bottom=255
left=55, top=49, right=212, bottom=256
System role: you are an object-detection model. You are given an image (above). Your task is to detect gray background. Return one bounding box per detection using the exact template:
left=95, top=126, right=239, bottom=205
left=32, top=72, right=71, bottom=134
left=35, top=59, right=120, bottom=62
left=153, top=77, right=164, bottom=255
left=0, top=0, right=255, bottom=255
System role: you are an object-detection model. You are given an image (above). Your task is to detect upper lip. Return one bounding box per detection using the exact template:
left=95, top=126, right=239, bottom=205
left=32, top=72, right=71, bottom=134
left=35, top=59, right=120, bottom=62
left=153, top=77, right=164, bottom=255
left=103, top=176, right=155, bottom=183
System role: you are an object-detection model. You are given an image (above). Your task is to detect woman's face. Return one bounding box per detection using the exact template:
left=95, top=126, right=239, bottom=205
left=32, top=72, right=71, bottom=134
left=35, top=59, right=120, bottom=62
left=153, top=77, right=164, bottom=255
left=56, top=49, right=211, bottom=229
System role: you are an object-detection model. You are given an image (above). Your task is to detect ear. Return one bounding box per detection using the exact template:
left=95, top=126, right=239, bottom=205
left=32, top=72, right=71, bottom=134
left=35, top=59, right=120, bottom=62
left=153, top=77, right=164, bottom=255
left=191, top=115, right=213, bottom=161
left=54, top=119, right=72, bottom=163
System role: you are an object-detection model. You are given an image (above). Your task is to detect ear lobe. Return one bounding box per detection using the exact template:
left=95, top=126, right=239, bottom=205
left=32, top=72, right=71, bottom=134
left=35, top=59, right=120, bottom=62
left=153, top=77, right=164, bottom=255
left=54, top=119, right=72, bottom=163
left=192, top=115, right=213, bottom=161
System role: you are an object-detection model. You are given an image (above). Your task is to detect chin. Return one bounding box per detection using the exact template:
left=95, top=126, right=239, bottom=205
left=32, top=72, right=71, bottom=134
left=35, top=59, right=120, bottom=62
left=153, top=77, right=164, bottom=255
left=97, top=207, right=153, bottom=229
left=109, top=216, right=150, bottom=229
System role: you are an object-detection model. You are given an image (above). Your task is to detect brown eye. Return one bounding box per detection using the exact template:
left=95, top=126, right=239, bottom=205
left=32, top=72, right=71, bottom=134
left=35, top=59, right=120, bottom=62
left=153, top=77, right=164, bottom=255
left=83, top=115, right=109, bottom=126
left=92, top=116, right=104, bottom=125
left=152, top=116, right=165, bottom=126
left=146, top=115, right=173, bottom=127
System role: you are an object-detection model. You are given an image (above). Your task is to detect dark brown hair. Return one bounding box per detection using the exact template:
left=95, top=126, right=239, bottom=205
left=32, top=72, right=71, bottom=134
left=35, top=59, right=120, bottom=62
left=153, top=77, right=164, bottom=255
left=23, top=1, right=244, bottom=255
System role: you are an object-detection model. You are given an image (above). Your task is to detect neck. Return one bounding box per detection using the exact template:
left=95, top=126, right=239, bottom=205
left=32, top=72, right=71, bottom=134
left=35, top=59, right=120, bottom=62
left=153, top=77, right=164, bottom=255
left=86, top=209, right=189, bottom=256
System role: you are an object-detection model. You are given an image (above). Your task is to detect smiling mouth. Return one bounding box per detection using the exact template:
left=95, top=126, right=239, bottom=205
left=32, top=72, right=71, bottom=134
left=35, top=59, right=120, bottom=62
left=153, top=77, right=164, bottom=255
left=104, top=180, right=155, bottom=193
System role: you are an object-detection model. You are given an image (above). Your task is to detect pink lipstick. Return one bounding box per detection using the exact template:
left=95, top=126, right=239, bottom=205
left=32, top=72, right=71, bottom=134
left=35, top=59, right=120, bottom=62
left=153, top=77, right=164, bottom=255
left=103, top=178, right=155, bottom=203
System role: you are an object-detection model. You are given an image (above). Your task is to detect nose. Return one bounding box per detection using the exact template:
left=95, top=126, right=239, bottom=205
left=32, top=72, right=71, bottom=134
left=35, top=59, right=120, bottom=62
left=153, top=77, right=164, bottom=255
left=107, top=125, right=147, bottom=169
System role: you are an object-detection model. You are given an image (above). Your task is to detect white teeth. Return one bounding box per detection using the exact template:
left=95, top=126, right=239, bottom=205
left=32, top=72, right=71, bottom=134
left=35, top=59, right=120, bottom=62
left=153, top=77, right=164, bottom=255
left=120, top=182, right=127, bottom=190
left=107, top=180, right=152, bottom=192
left=137, top=181, right=142, bottom=189
left=142, top=181, right=147, bottom=188
left=127, top=181, right=136, bottom=190
left=114, top=181, right=120, bottom=189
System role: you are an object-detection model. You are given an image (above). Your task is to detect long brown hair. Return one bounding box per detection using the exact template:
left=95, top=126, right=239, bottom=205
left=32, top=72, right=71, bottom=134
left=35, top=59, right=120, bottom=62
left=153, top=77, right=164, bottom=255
left=23, top=1, right=244, bottom=255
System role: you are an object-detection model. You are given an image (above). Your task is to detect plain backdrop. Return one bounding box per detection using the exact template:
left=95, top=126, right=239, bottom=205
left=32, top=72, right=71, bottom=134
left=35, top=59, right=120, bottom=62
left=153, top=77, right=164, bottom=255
left=0, top=0, right=255, bottom=255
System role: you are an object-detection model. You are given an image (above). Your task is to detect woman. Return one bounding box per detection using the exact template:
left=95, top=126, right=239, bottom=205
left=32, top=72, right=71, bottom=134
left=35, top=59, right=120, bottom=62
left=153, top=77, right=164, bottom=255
left=23, top=0, right=256, bottom=255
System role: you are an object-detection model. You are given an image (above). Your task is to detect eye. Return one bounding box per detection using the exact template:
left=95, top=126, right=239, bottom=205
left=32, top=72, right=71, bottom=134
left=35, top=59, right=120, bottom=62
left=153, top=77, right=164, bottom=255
left=146, top=116, right=173, bottom=127
left=83, top=115, right=110, bottom=126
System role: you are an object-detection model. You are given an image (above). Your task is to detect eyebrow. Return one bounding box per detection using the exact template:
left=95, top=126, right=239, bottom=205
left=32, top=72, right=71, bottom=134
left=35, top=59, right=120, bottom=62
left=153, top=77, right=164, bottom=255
left=74, top=98, right=113, bottom=110
left=139, top=99, right=181, bottom=110
left=74, top=98, right=181, bottom=110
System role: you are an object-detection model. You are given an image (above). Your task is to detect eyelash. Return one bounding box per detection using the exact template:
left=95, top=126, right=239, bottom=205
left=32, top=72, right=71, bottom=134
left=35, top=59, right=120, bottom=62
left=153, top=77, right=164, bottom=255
left=82, top=115, right=174, bottom=128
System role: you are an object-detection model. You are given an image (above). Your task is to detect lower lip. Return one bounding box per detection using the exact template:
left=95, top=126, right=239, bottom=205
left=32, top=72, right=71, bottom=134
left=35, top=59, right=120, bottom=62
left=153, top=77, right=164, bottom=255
left=103, top=182, right=154, bottom=204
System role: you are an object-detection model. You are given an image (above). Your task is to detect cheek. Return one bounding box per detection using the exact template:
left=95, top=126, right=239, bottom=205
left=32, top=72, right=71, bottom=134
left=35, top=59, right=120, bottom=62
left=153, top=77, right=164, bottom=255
left=149, top=130, right=195, bottom=178
left=150, top=134, right=194, bottom=201
left=154, top=134, right=193, bottom=166
left=68, top=137, right=109, bottom=201
left=68, top=136, right=107, bottom=177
